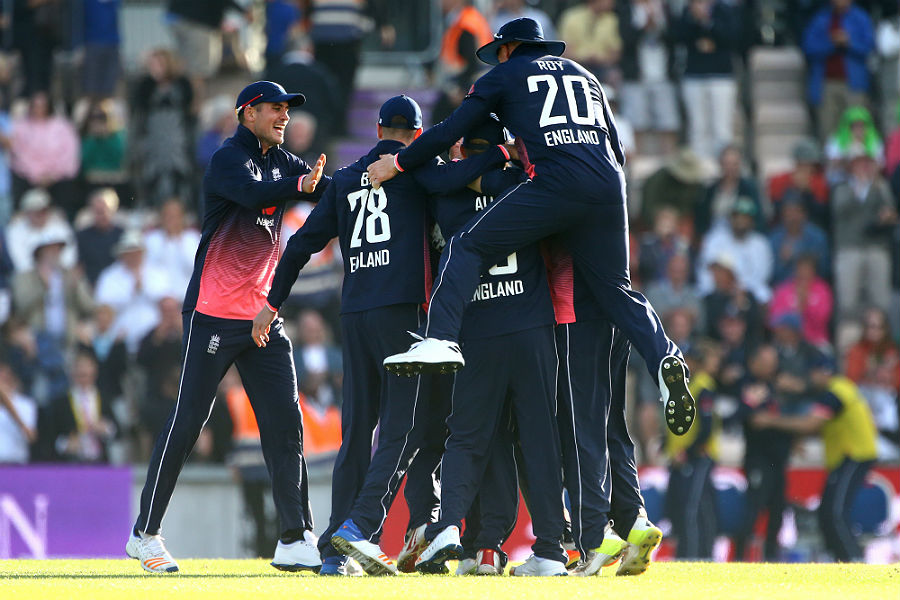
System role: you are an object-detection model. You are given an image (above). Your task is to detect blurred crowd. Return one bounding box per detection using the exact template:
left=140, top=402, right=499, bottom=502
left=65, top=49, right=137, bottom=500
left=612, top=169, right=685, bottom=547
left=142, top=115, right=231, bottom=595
left=0, top=0, right=897, bottom=559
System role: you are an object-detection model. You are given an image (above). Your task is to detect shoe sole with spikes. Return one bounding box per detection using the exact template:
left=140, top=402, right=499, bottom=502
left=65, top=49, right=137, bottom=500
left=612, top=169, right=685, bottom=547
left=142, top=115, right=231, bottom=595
left=415, top=544, right=461, bottom=575
left=660, top=356, right=695, bottom=436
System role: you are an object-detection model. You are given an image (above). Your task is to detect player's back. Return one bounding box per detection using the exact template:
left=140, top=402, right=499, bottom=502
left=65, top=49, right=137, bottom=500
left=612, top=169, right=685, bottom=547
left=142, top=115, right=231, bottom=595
left=330, top=139, right=431, bottom=313
left=429, top=166, right=554, bottom=340
left=468, top=46, right=625, bottom=188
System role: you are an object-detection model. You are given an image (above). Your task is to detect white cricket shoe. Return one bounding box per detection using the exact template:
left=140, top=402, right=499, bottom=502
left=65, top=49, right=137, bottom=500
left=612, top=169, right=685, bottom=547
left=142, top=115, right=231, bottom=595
left=126, top=531, right=179, bottom=573
left=509, top=554, right=567, bottom=576
left=475, top=548, right=503, bottom=575
left=414, top=526, right=462, bottom=574
left=570, top=526, right=627, bottom=576
left=397, top=524, right=428, bottom=573
left=455, top=557, right=477, bottom=576
left=330, top=519, right=397, bottom=576
left=271, top=530, right=322, bottom=572
left=617, top=516, right=663, bottom=576
left=658, top=355, right=695, bottom=436
left=384, top=336, right=464, bottom=376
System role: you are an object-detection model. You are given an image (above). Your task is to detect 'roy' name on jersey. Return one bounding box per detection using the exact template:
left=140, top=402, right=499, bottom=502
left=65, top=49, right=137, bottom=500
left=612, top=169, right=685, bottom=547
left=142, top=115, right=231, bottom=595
left=348, top=171, right=391, bottom=273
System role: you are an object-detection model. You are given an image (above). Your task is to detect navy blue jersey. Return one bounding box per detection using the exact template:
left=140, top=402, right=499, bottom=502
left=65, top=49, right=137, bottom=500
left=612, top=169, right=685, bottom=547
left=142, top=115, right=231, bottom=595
left=183, top=125, right=329, bottom=320
left=429, top=164, right=554, bottom=341
left=268, top=139, right=506, bottom=313
left=395, top=46, right=624, bottom=189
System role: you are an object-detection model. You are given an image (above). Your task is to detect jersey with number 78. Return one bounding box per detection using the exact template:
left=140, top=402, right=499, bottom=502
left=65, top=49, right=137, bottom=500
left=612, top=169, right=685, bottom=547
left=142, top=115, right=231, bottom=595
left=396, top=45, right=625, bottom=184
left=266, top=138, right=507, bottom=313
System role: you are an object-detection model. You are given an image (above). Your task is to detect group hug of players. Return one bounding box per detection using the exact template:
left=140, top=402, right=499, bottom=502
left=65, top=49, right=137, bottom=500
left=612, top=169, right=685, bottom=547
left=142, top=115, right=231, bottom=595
left=125, top=18, right=695, bottom=577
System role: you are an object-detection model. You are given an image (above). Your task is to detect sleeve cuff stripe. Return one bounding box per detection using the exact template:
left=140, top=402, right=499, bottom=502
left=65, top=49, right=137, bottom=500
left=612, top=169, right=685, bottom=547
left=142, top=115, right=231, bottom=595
left=265, top=300, right=278, bottom=313
left=497, top=145, right=510, bottom=160
left=394, top=155, right=405, bottom=172
left=297, top=175, right=307, bottom=192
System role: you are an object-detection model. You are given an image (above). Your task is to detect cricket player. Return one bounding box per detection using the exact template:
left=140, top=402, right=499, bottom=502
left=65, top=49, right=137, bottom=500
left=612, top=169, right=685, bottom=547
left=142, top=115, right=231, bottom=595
left=367, top=18, right=695, bottom=436
left=127, top=81, right=328, bottom=574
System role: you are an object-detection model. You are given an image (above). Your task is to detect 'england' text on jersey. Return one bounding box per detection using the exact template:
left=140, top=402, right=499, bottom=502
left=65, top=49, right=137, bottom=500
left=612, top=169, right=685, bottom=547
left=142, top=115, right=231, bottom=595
left=543, top=127, right=601, bottom=147
left=349, top=249, right=390, bottom=273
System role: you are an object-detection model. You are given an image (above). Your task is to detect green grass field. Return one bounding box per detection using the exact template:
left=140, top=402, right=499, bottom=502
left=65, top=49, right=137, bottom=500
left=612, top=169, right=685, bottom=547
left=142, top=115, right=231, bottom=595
left=1, top=560, right=896, bottom=599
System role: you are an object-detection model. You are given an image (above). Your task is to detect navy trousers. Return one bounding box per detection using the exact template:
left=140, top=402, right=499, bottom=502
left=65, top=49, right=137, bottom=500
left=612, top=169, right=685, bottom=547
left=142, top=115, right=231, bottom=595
left=319, top=304, right=428, bottom=558
left=818, top=458, right=872, bottom=562
left=137, top=311, right=311, bottom=536
left=460, top=406, right=520, bottom=559
left=557, top=320, right=647, bottom=553
left=666, top=456, right=717, bottom=559
left=606, top=326, right=646, bottom=539
left=423, top=175, right=679, bottom=379
left=404, top=374, right=452, bottom=531
left=426, top=326, right=565, bottom=563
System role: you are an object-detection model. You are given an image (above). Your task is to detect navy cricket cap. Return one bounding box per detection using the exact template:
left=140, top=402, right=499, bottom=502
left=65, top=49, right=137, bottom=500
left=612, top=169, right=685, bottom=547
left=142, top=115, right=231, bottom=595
left=463, top=114, right=506, bottom=149
left=378, top=95, right=423, bottom=130
left=235, top=81, right=305, bottom=116
left=476, top=17, right=566, bottom=65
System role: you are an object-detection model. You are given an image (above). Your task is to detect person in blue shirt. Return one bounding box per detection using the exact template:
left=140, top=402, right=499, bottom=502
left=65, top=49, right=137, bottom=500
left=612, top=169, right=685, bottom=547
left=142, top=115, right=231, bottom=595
left=253, top=95, right=508, bottom=577
left=368, top=17, right=695, bottom=437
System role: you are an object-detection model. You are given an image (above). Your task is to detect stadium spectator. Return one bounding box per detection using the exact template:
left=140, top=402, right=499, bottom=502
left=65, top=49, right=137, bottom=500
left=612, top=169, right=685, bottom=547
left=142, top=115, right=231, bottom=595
left=558, top=0, right=622, bottom=83
left=94, top=229, right=171, bottom=354
left=5, top=188, right=78, bottom=273
left=831, top=145, right=897, bottom=318
left=715, top=304, right=755, bottom=397
left=42, top=351, right=117, bottom=463
left=431, top=0, right=493, bottom=124
left=844, top=307, right=900, bottom=459
left=223, top=367, right=277, bottom=558
left=196, top=95, right=237, bottom=171
left=9, top=0, right=64, bottom=97
left=672, top=0, right=739, bottom=160
left=751, top=355, right=878, bottom=562
left=825, top=106, right=883, bottom=184
left=767, top=139, right=830, bottom=229
left=9, top=92, right=81, bottom=218
left=645, top=252, right=704, bottom=326
left=770, top=312, right=820, bottom=412
left=79, top=100, right=129, bottom=203
left=732, top=344, right=792, bottom=561
left=135, top=296, right=183, bottom=458
left=0, top=95, right=12, bottom=225
left=130, top=48, right=195, bottom=206
left=637, top=207, right=691, bottom=286
left=308, top=0, right=391, bottom=133
left=697, top=199, right=773, bottom=304
left=11, top=233, right=94, bottom=347
left=293, top=309, right=342, bottom=411
left=264, top=0, right=304, bottom=72
left=263, top=46, right=343, bottom=154
left=490, top=0, right=556, bottom=40
left=703, top=255, right=765, bottom=345
left=282, top=112, right=322, bottom=167
left=78, top=303, right=128, bottom=406
left=802, top=0, right=875, bottom=141
left=143, top=198, right=200, bottom=296
left=0, top=231, right=13, bottom=325
left=166, top=0, right=248, bottom=103
left=0, top=360, right=38, bottom=463
left=696, top=145, right=765, bottom=237
left=639, top=147, right=706, bottom=228
left=618, top=0, right=680, bottom=154
left=82, top=0, right=123, bottom=101
left=769, top=193, right=830, bottom=284
left=769, top=256, right=834, bottom=349
left=665, top=340, right=720, bottom=559
left=75, top=188, right=124, bottom=288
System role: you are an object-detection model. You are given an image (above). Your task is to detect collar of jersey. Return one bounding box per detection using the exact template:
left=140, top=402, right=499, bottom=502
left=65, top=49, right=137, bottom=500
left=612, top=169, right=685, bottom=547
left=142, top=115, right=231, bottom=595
left=509, top=45, right=551, bottom=61
left=366, top=139, right=406, bottom=162
left=234, top=124, right=274, bottom=158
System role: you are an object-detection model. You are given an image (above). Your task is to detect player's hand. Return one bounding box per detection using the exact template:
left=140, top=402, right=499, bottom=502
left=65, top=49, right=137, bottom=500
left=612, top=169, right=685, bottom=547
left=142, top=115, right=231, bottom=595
left=367, top=154, right=400, bottom=189
left=449, top=139, right=464, bottom=161
left=302, top=153, right=327, bottom=194
left=252, top=305, right=277, bottom=347
left=504, top=141, right=519, bottom=161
